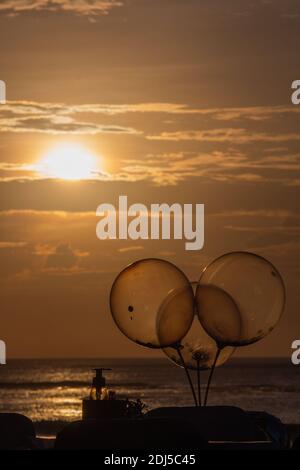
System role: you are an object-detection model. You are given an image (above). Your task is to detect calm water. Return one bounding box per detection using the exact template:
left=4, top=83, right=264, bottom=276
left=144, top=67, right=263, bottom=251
left=0, top=358, right=299, bottom=435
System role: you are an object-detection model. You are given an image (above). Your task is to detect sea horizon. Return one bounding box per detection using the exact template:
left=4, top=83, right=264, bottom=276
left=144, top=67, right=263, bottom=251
left=0, top=357, right=299, bottom=437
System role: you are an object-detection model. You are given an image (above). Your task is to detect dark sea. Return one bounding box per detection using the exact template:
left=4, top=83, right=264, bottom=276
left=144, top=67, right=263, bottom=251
left=0, top=358, right=299, bottom=436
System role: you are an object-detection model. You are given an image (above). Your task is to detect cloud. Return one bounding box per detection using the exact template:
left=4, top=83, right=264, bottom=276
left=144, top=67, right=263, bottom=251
left=45, top=243, right=89, bottom=269
left=0, top=209, right=95, bottom=218
left=0, top=206, right=297, bottom=287
left=224, top=225, right=300, bottom=235
left=0, top=0, right=123, bottom=17
left=201, top=106, right=300, bottom=122
left=0, top=100, right=207, bottom=136
left=0, top=211, right=147, bottom=282
left=0, top=211, right=99, bottom=280
left=1, top=100, right=300, bottom=186
left=0, top=105, right=139, bottom=135
left=2, top=101, right=300, bottom=137
left=214, top=209, right=300, bottom=219
left=147, top=129, right=300, bottom=144
left=115, top=149, right=300, bottom=186
left=67, top=102, right=204, bottom=115
left=1, top=149, right=299, bottom=187
left=118, top=245, right=144, bottom=253
left=0, top=241, right=27, bottom=249
left=1, top=100, right=202, bottom=117
left=207, top=207, right=300, bottom=261
left=1, top=99, right=211, bottom=135
left=4, top=100, right=300, bottom=116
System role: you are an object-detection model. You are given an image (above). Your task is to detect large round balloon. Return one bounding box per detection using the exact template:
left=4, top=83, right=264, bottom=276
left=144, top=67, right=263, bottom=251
left=156, top=284, right=196, bottom=349
left=195, top=284, right=242, bottom=347
left=110, top=258, right=194, bottom=348
left=161, top=287, right=235, bottom=370
left=196, top=252, right=286, bottom=346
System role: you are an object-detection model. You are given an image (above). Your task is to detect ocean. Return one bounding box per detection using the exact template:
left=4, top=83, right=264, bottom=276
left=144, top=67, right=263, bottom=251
left=0, top=358, right=299, bottom=436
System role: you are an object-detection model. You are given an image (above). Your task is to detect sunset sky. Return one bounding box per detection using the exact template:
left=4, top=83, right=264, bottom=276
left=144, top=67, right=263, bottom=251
left=0, top=0, right=299, bottom=358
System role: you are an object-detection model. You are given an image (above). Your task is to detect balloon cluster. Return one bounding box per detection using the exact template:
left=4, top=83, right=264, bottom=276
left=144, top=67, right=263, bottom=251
left=110, top=252, right=285, bottom=405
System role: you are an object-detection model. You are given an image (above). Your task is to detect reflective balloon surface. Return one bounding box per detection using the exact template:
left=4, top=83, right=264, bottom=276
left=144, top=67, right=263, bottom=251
left=157, top=284, right=196, bottom=348
left=195, top=284, right=242, bottom=347
left=162, top=314, right=234, bottom=370
left=197, top=252, right=285, bottom=346
left=110, top=258, right=194, bottom=348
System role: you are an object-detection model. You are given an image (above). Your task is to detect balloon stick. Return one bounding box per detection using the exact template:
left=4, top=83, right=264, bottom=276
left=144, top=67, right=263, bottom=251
left=204, top=347, right=221, bottom=406
left=176, top=346, right=198, bottom=407
left=196, top=359, right=201, bottom=407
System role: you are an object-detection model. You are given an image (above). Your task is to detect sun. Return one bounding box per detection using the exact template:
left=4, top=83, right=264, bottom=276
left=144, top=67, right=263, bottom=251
left=39, top=143, right=98, bottom=180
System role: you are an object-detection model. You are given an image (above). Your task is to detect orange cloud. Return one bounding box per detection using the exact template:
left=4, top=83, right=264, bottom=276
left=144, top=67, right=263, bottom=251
left=0, top=0, right=123, bottom=17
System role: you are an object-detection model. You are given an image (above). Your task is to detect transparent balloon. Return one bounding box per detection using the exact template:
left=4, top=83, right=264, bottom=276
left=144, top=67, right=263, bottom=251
left=156, top=284, right=196, bottom=349
left=110, top=258, right=194, bottom=348
left=160, top=286, right=235, bottom=371
left=195, top=284, right=242, bottom=347
left=196, top=251, right=286, bottom=346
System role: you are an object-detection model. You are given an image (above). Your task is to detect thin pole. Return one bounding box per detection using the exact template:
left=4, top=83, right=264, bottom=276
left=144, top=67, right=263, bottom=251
left=204, top=347, right=221, bottom=407
left=197, top=360, right=202, bottom=407
left=176, top=346, right=198, bottom=407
